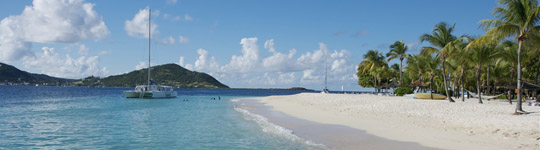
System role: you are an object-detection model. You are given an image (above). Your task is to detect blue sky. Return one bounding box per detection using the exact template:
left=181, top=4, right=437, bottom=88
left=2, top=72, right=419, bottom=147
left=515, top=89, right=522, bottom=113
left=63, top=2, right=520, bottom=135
left=0, top=0, right=498, bottom=91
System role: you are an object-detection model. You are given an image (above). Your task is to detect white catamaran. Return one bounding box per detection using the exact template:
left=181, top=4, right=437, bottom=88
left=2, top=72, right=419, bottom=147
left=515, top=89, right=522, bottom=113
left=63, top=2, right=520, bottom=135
left=124, top=8, right=177, bottom=99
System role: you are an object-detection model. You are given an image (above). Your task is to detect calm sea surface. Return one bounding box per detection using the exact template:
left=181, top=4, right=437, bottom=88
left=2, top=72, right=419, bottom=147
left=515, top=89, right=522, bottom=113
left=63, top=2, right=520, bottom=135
left=0, top=86, right=324, bottom=149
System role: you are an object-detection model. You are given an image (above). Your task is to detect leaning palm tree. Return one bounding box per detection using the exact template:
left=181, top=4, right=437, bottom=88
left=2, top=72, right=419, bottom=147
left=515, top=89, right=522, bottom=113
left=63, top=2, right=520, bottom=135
left=476, top=0, right=540, bottom=113
left=467, top=37, right=499, bottom=104
left=420, top=22, right=457, bottom=102
left=387, top=41, right=409, bottom=87
left=359, top=50, right=386, bottom=93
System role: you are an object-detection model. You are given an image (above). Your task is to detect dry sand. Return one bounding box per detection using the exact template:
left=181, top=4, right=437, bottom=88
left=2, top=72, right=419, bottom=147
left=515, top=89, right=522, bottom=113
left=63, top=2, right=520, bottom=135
left=255, top=93, right=540, bottom=150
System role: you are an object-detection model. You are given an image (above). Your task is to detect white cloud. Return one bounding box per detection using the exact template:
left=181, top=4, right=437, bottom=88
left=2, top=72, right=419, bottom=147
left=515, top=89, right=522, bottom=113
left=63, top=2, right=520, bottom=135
left=125, top=8, right=158, bottom=38
left=178, top=35, right=189, bottom=44
left=22, top=47, right=107, bottom=78
left=297, top=42, right=328, bottom=69
left=135, top=61, right=147, bottom=70
left=184, top=14, right=193, bottom=21
left=278, top=72, right=296, bottom=84
left=183, top=38, right=357, bottom=89
left=78, top=44, right=89, bottom=55
left=262, top=39, right=297, bottom=71
left=158, top=36, right=176, bottom=45
left=193, top=48, right=220, bottom=72
left=0, top=0, right=109, bottom=62
left=166, top=0, right=177, bottom=5
left=0, top=38, right=32, bottom=62
left=221, top=37, right=259, bottom=73
left=178, top=56, right=185, bottom=67
left=264, top=39, right=276, bottom=53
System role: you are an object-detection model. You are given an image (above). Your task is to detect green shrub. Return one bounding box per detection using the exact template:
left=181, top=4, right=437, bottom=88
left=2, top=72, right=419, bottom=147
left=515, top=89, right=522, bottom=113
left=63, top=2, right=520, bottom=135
left=395, top=87, right=413, bottom=96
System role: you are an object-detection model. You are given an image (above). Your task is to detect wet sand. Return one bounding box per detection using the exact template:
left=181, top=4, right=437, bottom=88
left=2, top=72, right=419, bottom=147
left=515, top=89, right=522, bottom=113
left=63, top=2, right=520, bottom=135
left=234, top=98, right=439, bottom=150
left=250, top=93, right=540, bottom=150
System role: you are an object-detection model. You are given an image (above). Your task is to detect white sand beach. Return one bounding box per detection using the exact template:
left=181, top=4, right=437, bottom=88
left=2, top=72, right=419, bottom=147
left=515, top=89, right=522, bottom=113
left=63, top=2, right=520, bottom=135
left=255, top=93, right=540, bottom=150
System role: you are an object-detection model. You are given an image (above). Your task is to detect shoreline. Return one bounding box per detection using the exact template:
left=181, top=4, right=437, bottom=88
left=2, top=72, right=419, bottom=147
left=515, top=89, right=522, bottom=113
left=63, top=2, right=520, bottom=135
left=233, top=98, right=437, bottom=150
left=251, top=93, right=540, bottom=150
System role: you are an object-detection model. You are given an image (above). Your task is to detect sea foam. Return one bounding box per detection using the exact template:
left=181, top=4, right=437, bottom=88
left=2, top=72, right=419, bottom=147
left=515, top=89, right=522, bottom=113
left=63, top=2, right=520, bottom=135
left=234, top=107, right=326, bottom=149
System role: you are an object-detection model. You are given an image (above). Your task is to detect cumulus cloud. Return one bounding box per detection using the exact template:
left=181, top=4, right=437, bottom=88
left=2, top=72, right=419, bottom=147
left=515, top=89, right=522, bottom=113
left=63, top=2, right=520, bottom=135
left=221, top=37, right=259, bottom=73
left=135, top=61, right=146, bottom=70
left=262, top=39, right=297, bottom=71
left=22, top=47, right=107, bottom=78
left=178, top=35, right=189, bottom=44
left=193, top=48, right=220, bottom=72
left=125, top=8, right=158, bottom=38
left=182, top=38, right=357, bottom=89
left=0, top=0, right=109, bottom=62
left=178, top=56, right=185, bottom=67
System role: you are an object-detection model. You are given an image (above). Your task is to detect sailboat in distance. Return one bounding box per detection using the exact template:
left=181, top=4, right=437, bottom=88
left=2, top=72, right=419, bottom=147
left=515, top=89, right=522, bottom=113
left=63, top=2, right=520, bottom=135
left=321, top=58, right=329, bottom=94
left=124, top=8, right=177, bottom=99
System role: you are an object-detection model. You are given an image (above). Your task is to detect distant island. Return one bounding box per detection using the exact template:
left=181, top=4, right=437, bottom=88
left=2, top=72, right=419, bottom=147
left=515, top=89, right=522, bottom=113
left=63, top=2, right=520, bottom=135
left=0, top=63, right=229, bottom=88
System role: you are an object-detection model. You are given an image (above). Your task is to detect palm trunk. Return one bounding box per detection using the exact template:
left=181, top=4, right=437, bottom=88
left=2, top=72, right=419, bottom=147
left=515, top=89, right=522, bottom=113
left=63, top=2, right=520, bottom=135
left=516, top=40, right=524, bottom=113
left=442, top=59, right=455, bottom=102
left=534, top=53, right=540, bottom=102
left=508, top=70, right=514, bottom=104
left=487, top=65, right=491, bottom=95
left=430, top=75, right=434, bottom=100
left=477, top=64, right=483, bottom=104
left=373, top=75, right=377, bottom=93
left=400, top=58, right=403, bottom=87
left=461, top=68, right=465, bottom=102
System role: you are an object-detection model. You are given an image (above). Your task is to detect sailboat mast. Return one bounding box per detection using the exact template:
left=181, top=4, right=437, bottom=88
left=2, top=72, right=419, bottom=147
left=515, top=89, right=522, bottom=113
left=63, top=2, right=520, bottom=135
left=147, top=8, right=151, bottom=87
left=325, top=58, right=327, bottom=89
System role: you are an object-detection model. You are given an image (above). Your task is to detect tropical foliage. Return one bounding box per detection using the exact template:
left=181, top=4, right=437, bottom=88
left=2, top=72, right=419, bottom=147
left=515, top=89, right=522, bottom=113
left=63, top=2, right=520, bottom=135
left=356, top=0, right=540, bottom=113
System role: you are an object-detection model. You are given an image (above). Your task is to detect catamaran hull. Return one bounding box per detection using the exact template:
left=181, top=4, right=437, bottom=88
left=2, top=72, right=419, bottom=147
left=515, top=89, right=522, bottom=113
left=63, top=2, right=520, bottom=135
left=124, top=91, right=177, bottom=99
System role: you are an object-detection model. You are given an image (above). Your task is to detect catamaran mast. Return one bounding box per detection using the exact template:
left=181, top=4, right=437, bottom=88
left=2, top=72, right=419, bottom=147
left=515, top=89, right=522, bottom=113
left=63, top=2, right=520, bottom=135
left=147, top=8, right=151, bottom=87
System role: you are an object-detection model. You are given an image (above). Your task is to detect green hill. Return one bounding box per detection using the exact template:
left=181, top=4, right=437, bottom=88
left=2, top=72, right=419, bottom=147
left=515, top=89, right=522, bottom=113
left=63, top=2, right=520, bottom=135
left=99, top=63, right=229, bottom=88
left=0, top=62, right=228, bottom=88
left=0, top=62, right=74, bottom=84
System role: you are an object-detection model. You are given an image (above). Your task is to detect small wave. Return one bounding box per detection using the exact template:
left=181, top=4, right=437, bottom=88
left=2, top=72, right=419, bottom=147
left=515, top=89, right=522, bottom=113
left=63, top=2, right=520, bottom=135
left=234, top=107, right=326, bottom=148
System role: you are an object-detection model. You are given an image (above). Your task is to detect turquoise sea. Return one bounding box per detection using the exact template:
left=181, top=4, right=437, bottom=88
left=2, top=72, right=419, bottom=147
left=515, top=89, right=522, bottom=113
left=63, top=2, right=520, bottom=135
left=0, top=86, right=324, bottom=149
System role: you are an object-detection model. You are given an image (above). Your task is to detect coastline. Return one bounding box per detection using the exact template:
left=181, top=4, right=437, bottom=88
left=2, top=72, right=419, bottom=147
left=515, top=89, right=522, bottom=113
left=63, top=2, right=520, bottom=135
left=233, top=98, right=438, bottom=150
left=249, top=93, right=540, bottom=150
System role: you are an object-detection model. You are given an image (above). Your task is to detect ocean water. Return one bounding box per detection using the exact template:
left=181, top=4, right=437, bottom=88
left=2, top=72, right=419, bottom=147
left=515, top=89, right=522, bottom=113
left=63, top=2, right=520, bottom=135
left=0, top=86, right=324, bottom=149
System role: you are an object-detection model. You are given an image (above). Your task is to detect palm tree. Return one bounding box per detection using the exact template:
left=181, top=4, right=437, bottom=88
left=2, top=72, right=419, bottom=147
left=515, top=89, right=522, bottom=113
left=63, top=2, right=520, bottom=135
left=387, top=41, right=409, bottom=87
left=406, top=55, right=427, bottom=92
left=359, top=50, right=386, bottom=93
left=448, top=39, right=472, bottom=101
left=425, top=55, right=441, bottom=99
left=467, top=37, right=499, bottom=104
left=420, top=22, right=457, bottom=102
left=477, top=0, right=540, bottom=113
left=524, top=40, right=540, bottom=102
left=497, top=41, right=519, bottom=104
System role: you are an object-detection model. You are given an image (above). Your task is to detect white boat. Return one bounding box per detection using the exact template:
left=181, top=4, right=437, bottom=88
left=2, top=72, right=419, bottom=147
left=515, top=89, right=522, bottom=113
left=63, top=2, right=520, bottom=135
left=124, top=8, right=177, bottom=99
left=124, top=84, right=177, bottom=98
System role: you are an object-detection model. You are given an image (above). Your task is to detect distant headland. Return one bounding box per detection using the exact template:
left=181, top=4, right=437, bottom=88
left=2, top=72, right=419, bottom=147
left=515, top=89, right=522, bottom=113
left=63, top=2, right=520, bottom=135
left=0, top=63, right=228, bottom=88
